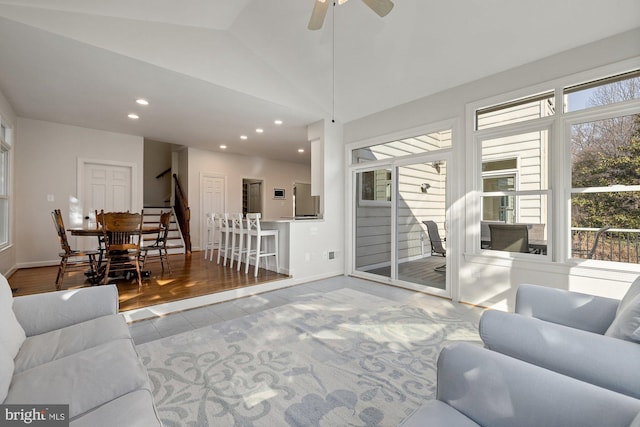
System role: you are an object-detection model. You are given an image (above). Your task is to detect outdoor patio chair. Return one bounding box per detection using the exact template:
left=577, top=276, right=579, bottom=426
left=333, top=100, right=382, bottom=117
left=572, top=226, right=611, bottom=259
left=423, top=220, right=446, bottom=272
left=489, top=224, right=530, bottom=253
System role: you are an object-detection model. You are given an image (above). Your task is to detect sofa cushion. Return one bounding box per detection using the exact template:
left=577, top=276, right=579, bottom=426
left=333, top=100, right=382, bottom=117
left=481, top=309, right=640, bottom=399
left=605, top=293, right=640, bottom=343
left=69, top=389, right=162, bottom=427
left=14, top=314, right=132, bottom=374
left=5, top=339, right=150, bottom=418
left=0, top=274, right=26, bottom=359
left=0, top=347, right=14, bottom=402
left=399, top=400, right=479, bottom=427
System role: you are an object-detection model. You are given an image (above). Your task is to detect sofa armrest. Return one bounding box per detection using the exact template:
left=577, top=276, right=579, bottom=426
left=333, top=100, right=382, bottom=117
left=480, top=309, right=640, bottom=399
left=437, top=342, right=640, bottom=427
left=515, top=284, right=619, bottom=334
left=13, top=285, right=119, bottom=336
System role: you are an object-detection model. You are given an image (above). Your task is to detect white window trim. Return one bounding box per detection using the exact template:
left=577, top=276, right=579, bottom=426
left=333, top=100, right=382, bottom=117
left=466, top=57, right=640, bottom=271
left=0, top=125, right=12, bottom=251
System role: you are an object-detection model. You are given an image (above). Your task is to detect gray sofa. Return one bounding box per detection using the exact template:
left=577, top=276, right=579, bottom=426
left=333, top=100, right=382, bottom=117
left=400, top=342, right=640, bottom=427
left=0, top=273, right=162, bottom=426
left=479, top=280, right=640, bottom=399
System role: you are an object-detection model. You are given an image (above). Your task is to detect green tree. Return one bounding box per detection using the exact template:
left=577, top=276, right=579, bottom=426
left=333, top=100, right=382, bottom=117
left=571, top=77, right=640, bottom=229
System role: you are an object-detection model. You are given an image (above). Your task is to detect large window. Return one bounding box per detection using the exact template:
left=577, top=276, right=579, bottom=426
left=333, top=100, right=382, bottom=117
left=569, top=112, right=640, bottom=262
left=0, top=121, right=11, bottom=249
left=477, top=123, right=550, bottom=256
left=473, top=66, right=640, bottom=264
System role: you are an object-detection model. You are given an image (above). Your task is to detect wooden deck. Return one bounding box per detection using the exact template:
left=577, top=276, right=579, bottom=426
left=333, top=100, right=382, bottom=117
left=8, top=252, right=289, bottom=312
left=363, top=256, right=446, bottom=290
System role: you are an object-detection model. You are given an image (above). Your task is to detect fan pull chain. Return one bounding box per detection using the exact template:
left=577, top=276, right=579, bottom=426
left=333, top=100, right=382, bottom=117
left=331, top=1, right=336, bottom=123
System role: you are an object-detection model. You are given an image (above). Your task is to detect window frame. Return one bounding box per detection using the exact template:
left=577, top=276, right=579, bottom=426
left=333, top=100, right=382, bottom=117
left=475, top=120, right=553, bottom=259
left=357, top=168, right=393, bottom=207
left=563, top=100, right=640, bottom=264
left=467, top=58, right=640, bottom=270
left=0, top=121, right=12, bottom=251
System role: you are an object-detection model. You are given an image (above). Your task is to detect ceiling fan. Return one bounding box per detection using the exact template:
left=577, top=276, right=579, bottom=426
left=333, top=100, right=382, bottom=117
left=308, top=0, right=395, bottom=30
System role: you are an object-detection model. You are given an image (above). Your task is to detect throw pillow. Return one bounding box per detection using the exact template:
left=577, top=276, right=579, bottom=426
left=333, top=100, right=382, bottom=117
left=617, top=276, right=640, bottom=315
left=0, top=274, right=26, bottom=359
left=605, top=292, right=640, bottom=343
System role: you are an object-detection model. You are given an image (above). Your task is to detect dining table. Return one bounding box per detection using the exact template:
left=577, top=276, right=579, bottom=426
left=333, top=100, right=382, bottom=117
left=69, top=225, right=162, bottom=283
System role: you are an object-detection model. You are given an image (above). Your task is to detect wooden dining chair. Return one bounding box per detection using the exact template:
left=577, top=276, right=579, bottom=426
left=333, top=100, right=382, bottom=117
left=140, top=211, right=177, bottom=273
left=51, top=209, right=101, bottom=289
left=101, top=211, right=144, bottom=288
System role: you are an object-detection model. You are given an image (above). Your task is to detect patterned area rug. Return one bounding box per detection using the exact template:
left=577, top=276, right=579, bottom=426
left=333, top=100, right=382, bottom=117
left=136, top=288, right=481, bottom=426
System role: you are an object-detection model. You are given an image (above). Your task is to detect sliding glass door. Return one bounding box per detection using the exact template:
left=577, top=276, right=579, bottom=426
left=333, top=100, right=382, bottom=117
left=354, top=168, right=393, bottom=280
left=396, top=159, right=447, bottom=293
left=350, top=127, right=452, bottom=297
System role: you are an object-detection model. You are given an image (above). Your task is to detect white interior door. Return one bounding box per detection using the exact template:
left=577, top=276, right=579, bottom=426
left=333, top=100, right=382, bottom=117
left=83, top=162, right=133, bottom=215
left=201, top=174, right=226, bottom=247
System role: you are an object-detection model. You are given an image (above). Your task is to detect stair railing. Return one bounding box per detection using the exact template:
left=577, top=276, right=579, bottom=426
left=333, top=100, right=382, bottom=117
left=173, top=174, right=192, bottom=253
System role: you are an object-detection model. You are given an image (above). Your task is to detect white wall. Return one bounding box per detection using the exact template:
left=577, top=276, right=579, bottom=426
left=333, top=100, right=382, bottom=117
left=344, top=28, right=640, bottom=310
left=187, top=147, right=312, bottom=250
left=14, top=118, right=144, bottom=267
left=143, top=139, right=173, bottom=206
left=288, top=120, right=345, bottom=280
left=0, top=87, right=17, bottom=275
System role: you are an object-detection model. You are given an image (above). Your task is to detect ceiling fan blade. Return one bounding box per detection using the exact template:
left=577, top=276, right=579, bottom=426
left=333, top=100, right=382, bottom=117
left=308, top=0, right=330, bottom=30
left=360, top=0, right=394, bottom=17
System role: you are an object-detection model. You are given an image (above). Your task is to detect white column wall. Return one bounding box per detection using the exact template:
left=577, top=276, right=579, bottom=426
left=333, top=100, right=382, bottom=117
left=288, top=120, right=345, bottom=281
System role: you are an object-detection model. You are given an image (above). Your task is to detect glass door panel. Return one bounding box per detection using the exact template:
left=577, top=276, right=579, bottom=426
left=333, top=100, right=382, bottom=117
left=354, top=168, right=392, bottom=279
left=396, top=160, right=447, bottom=292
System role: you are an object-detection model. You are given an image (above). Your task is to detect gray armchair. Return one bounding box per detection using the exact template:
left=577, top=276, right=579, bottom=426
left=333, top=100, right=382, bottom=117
left=479, top=279, right=640, bottom=399
left=400, top=342, right=640, bottom=427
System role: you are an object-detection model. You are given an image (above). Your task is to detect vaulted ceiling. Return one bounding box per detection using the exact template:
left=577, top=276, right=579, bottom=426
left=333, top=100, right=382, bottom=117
left=0, top=0, right=638, bottom=163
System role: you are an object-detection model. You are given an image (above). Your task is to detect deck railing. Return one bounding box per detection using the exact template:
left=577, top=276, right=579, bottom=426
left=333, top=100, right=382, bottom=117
left=571, top=227, right=640, bottom=264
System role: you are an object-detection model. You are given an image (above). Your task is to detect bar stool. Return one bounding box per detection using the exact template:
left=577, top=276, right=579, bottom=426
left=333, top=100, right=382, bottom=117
left=229, top=213, right=248, bottom=271
left=215, top=213, right=232, bottom=265
left=245, top=213, right=279, bottom=277
left=203, top=212, right=216, bottom=261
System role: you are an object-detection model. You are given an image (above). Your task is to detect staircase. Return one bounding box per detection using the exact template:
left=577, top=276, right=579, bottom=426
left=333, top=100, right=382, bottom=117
left=142, top=206, right=186, bottom=255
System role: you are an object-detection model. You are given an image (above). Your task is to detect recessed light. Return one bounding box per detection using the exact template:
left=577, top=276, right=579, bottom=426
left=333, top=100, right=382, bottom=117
left=240, top=135, right=248, bottom=140
left=274, top=120, right=283, bottom=125
left=220, top=145, right=227, bottom=149
left=256, top=128, right=264, bottom=133
left=136, top=99, right=149, bottom=106
left=298, top=149, right=305, bottom=153
left=128, top=114, right=139, bottom=119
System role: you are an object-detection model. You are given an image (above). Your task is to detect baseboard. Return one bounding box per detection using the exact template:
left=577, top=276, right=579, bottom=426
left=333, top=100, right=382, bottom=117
left=16, top=260, right=59, bottom=269
left=123, top=271, right=345, bottom=322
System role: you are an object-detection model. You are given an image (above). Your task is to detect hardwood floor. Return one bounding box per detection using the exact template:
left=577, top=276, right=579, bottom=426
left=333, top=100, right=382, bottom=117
left=8, top=252, right=289, bottom=312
